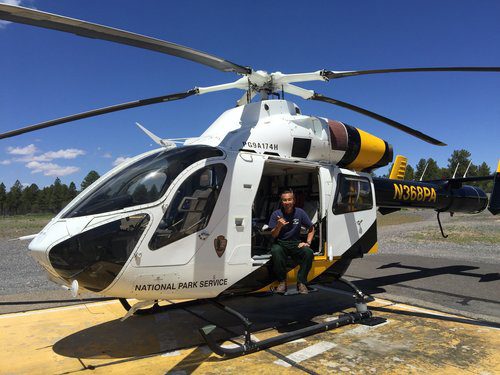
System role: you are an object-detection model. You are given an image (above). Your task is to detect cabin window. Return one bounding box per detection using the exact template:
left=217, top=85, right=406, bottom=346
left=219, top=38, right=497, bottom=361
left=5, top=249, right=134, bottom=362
left=63, top=146, right=223, bottom=218
left=149, top=164, right=227, bottom=250
left=333, top=175, right=373, bottom=214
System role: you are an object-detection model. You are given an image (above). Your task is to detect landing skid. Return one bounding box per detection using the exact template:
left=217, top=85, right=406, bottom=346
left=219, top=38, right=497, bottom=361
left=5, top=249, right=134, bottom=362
left=199, top=277, right=385, bottom=358
left=118, top=298, right=202, bottom=315
left=119, top=298, right=160, bottom=315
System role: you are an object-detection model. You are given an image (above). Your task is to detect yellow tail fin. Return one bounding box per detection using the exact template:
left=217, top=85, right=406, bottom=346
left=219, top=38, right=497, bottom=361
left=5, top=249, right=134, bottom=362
left=389, top=155, right=408, bottom=180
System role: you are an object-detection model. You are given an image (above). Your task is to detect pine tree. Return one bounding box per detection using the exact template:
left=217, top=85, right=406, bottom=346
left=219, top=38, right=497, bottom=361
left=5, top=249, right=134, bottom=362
left=414, top=159, right=427, bottom=180
left=49, top=178, right=65, bottom=213
left=476, top=162, right=493, bottom=193
left=405, top=164, right=415, bottom=181
left=20, top=183, right=40, bottom=214
left=66, top=182, right=78, bottom=203
left=81, top=170, right=100, bottom=191
left=132, top=184, right=149, bottom=204
left=37, top=187, right=51, bottom=213
left=6, top=180, right=23, bottom=215
left=426, top=159, right=442, bottom=180
left=447, top=149, right=475, bottom=178
left=0, top=183, right=6, bottom=216
left=414, top=158, right=441, bottom=180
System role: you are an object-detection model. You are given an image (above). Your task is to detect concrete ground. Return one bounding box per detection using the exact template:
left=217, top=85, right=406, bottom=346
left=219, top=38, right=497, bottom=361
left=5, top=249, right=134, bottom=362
left=1, top=289, right=499, bottom=375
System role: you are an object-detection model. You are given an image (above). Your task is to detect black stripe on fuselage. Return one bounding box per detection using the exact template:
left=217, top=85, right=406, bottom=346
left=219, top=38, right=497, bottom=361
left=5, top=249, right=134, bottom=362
left=221, top=221, right=377, bottom=296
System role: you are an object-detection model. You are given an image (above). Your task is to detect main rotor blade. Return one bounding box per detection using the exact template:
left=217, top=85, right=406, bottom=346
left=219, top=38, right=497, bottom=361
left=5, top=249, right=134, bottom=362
left=323, top=67, right=500, bottom=80
left=0, top=4, right=250, bottom=75
left=310, top=94, right=446, bottom=146
left=0, top=89, right=198, bottom=140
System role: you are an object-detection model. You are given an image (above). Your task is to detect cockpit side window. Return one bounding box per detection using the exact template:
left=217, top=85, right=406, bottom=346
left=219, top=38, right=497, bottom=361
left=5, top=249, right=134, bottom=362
left=63, top=146, right=223, bottom=218
left=149, top=164, right=227, bottom=250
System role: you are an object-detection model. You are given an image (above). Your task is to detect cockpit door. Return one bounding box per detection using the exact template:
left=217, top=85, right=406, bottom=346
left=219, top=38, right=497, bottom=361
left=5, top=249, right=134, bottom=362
left=138, top=160, right=229, bottom=267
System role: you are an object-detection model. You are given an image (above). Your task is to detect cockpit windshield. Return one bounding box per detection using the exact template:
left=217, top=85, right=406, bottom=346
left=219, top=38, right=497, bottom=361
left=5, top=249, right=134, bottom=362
left=63, top=145, right=224, bottom=218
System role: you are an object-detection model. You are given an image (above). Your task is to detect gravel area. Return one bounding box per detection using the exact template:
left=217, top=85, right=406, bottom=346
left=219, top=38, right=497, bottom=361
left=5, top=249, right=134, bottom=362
left=377, top=210, right=500, bottom=264
left=0, top=235, right=104, bottom=313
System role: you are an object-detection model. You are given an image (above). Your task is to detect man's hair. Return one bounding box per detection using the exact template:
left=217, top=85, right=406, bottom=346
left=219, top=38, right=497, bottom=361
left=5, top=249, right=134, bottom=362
left=281, top=189, right=294, bottom=197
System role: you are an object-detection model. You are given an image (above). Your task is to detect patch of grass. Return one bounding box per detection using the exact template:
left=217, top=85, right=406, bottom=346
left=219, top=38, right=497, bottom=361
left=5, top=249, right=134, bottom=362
left=377, top=210, right=426, bottom=227
left=0, top=214, right=53, bottom=239
left=409, top=225, right=500, bottom=244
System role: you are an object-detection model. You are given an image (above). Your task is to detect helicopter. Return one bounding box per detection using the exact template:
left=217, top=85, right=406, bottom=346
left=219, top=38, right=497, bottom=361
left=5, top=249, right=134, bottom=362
left=1, top=3, right=499, bottom=357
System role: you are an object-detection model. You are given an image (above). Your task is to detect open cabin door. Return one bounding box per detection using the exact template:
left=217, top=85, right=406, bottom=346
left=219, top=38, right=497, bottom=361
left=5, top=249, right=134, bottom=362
left=327, top=168, right=377, bottom=260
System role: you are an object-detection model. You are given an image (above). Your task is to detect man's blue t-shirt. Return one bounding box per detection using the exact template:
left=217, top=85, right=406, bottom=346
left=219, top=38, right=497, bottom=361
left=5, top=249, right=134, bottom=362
left=268, top=207, right=313, bottom=241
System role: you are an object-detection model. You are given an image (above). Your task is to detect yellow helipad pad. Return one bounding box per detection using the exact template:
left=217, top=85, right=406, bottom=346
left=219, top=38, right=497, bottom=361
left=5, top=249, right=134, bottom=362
left=0, top=298, right=499, bottom=374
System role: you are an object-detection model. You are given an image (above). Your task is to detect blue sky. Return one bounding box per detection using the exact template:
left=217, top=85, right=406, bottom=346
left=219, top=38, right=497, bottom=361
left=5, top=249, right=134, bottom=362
left=1, top=0, right=499, bottom=188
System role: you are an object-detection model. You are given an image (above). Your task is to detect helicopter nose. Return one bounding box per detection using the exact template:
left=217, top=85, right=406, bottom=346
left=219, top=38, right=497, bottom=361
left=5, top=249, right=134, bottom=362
left=45, top=214, right=150, bottom=293
left=28, top=220, right=70, bottom=282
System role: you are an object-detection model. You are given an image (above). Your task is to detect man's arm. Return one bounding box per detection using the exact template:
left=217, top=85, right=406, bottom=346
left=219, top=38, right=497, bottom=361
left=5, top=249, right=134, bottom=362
left=299, top=225, right=315, bottom=248
left=298, top=208, right=315, bottom=248
left=306, top=225, right=315, bottom=245
left=271, top=216, right=288, bottom=238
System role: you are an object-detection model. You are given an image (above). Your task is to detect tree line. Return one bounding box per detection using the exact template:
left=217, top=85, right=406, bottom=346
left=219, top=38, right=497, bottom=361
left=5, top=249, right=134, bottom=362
left=383, top=149, right=494, bottom=192
left=0, top=149, right=495, bottom=216
left=0, top=170, right=100, bottom=216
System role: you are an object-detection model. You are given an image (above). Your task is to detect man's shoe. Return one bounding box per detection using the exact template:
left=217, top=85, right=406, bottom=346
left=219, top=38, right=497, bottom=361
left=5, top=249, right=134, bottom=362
left=297, top=283, right=309, bottom=294
left=275, top=281, right=287, bottom=294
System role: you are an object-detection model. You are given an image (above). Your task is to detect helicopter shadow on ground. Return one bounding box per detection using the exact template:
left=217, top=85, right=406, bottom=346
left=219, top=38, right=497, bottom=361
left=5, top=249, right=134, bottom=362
left=343, top=262, right=500, bottom=307
left=52, top=289, right=354, bottom=360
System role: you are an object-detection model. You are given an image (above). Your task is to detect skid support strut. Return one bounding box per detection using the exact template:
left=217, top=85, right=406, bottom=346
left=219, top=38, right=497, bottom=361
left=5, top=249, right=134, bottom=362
left=199, top=281, right=378, bottom=358
left=336, top=277, right=370, bottom=312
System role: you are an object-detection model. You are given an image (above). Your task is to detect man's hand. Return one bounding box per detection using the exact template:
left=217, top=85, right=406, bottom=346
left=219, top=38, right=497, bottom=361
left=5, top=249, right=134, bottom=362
left=271, top=216, right=289, bottom=238
left=298, top=242, right=310, bottom=248
left=276, top=216, right=289, bottom=229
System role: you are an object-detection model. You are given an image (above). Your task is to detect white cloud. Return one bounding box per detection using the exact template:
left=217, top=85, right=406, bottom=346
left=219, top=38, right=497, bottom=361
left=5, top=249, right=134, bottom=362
left=113, top=156, right=134, bottom=167
left=4, top=144, right=85, bottom=177
left=0, top=1, right=23, bottom=29
left=7, top=144, right=37, bottom=155
left=40, top=148, right=86, bottom=160
left=11, top=147, right=86, bottom=162
left=26, top=161, right=79, bottom=177
left=102, top=152, right=112, bottom=159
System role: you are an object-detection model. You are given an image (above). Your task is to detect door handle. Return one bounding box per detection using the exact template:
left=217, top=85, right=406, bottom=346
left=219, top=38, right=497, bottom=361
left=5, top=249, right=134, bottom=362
left=198, top=231, right=209, bottom=240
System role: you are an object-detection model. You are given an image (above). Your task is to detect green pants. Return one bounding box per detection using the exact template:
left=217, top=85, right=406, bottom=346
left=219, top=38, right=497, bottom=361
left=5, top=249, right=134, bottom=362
left=271, top=239, right=314, bottom=284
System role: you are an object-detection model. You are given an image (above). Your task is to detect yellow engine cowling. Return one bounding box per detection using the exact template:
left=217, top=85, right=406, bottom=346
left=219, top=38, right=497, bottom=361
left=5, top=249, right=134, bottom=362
left=328, top=119, right=393, bottom=171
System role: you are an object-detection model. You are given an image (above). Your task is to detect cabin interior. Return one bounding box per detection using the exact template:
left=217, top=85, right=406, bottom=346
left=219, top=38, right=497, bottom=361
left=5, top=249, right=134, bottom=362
left=251, top=162, right=326, bottom=258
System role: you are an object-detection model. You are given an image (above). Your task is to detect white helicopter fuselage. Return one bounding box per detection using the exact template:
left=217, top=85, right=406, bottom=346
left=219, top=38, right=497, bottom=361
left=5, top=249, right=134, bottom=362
left=28, top=100, right=386, bottom=300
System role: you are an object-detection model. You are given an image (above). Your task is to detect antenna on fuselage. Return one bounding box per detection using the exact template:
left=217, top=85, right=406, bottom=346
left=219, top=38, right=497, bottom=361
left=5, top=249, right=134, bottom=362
left=419, top=162, right=429, bottom=181
left=452, top=163, right=460, bottom=179
left=463, top=161, right=472, bottom=178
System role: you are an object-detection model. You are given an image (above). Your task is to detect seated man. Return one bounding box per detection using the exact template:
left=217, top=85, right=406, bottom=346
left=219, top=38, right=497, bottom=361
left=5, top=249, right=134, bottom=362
left=268, top=190, right=315, bottom=294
